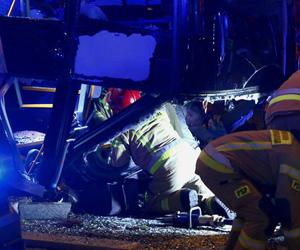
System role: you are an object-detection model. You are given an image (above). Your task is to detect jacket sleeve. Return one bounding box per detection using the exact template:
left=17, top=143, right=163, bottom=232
left=108, top=131, right=131, bottom=168
left=93, top=99, right=113, bottom=126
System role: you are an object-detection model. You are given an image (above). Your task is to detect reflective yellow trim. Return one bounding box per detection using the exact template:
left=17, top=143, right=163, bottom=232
left=111, top=139, right=122, bottom=147
left=216, top=141, right=271, bottom=152
left=133, top=114, right=164, bottom=155
left=239, top=230, right=266, bottom=250
left=205, top=144, right=232, bottom=169
left=199, top=151, right=234, bottom=174
left=133, top=130, right=153, bottom=154
left=21, top=104, right=53, bottom=108
left=90, top=85, right=95, bottom=98
left=280, top=164, right=300, bottom=181
left=284, top=227, right=300, bottom=238
left=270, top=130, right=292, bottom=145
left=269, top=94, right=300, bottom=105
left=22, top=86, right=56, bottom=93
left=161, top=198, right=169, bottom=211
left=149, top=145, right=181, bottom=174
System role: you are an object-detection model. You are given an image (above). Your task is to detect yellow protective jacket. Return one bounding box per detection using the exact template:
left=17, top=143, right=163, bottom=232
left=106, top=108, right=214, bottom=213
left=200, top=130, right=296, bottom=183
left=265, top=70, right=300, bottom=129
left=108, top=110, right=180, bottom=174
left=87, top=102, right=213, bottom=213
left=196, top=129, right=300, bottom=250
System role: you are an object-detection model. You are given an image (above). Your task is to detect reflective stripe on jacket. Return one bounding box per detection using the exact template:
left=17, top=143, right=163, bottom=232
left=200, top=130, right=293, bottom=185
left=265, top=70, right=300, bottom=124
left=145, top=139, right=185, bottom=174
left=108, top=110, right=181, bottom=174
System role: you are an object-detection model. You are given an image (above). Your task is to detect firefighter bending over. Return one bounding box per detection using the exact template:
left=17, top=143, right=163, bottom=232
left=87, top=88, right=230, bottom=215
left=196, top=129, right=300, bottom=249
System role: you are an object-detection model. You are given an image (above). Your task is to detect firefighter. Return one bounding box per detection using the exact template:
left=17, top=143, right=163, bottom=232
left=196, top=129, right=300, bottom=250
left=86, top=87, right=114, bottom=128
left=86, top=88, right=233, bottom=215
left=184, top=100, right=227, bottom=148
left=265, top=69, right=300, bottom=131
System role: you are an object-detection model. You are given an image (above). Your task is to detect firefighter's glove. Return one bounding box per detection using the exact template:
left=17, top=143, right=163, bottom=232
left=198, top=214, right=225, bottom=227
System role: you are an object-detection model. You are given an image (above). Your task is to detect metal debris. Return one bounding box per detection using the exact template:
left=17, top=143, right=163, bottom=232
left=19, top=202, right=71, bottom=220
left=14, top=130, right=45, bottom=145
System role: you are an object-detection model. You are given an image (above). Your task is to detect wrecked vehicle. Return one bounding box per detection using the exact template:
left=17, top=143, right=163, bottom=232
left=0, top=0, right=298, bottom=249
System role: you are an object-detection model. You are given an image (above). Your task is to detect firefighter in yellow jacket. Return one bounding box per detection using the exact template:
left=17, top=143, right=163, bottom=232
left=86, top=88, right=226, bottom=214
left=265, top=69, right=300, bottom=131
left=196, top=129, right=300, bottom=250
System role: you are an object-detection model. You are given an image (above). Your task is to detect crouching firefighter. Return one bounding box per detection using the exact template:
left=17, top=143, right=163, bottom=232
left=196, top=129, right=300, bottom=250
left=86, top=88, right=230, bottom=216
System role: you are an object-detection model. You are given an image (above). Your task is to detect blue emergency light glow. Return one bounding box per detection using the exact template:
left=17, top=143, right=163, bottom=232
left=0, top=163, right=7, bottom=181
left=0, top=0, right=20, bottom=16
left=90, top=0, right=161, bottom=5
left=75, top=31, right=157, bottom=81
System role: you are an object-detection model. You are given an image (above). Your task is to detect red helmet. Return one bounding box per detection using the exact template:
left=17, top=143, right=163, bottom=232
left=107, top=88, right=141, bottom=114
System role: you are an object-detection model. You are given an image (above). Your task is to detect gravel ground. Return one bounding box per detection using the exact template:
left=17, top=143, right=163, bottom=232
left=22, top=213, right=231, bottom=249
left=22, top=213, right=288, bottom=250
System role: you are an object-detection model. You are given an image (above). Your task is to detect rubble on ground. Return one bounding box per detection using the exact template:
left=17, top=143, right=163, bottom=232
left=22, top=213, right=287, bottom=250
left=22, top=213, right=230, bottom=249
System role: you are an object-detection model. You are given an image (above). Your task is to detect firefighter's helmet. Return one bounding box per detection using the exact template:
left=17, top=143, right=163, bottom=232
left=107, top=88, right=141, bottom=114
